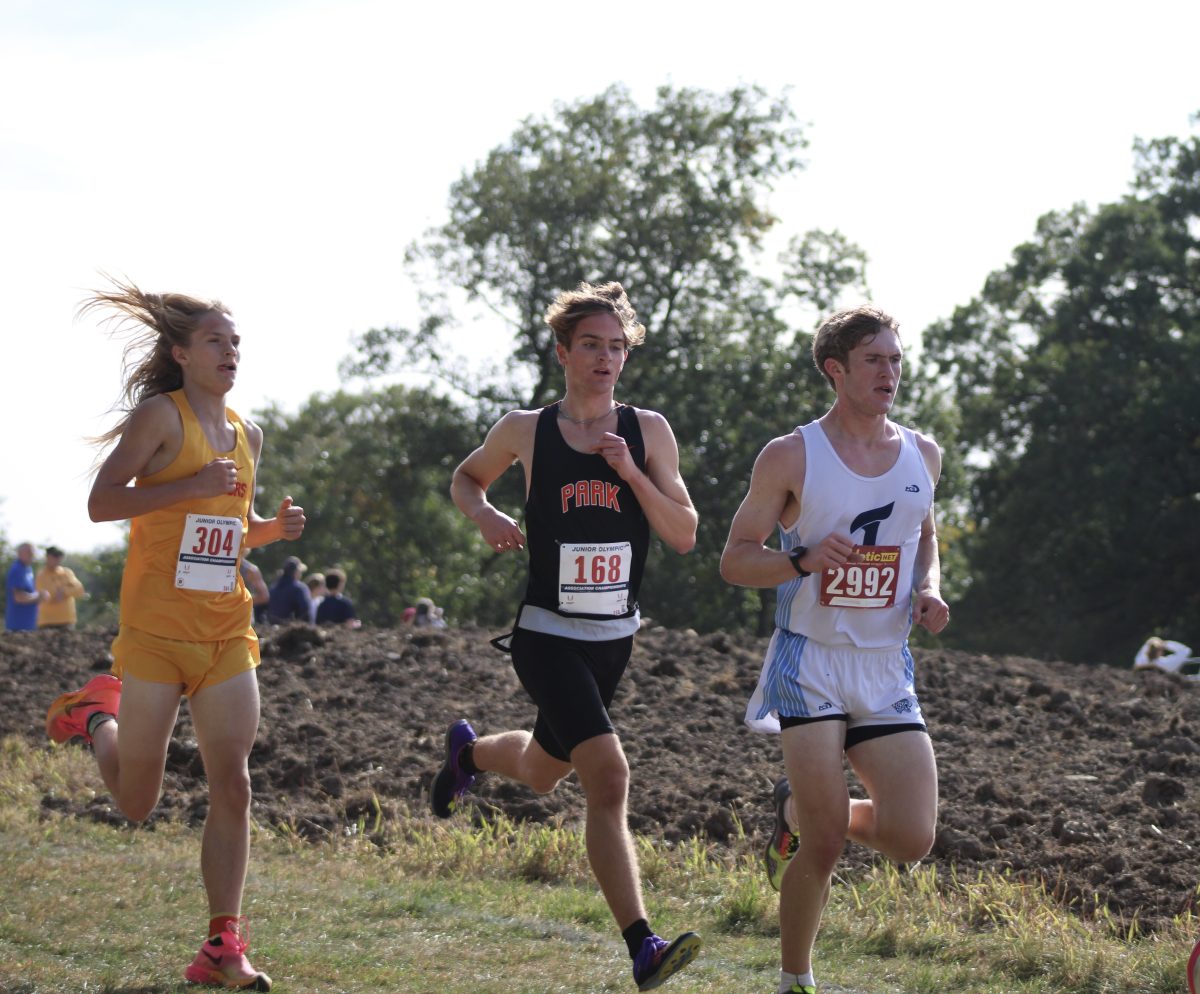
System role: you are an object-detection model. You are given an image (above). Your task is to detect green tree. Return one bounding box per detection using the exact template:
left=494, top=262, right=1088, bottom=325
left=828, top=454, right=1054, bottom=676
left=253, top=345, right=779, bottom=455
left=920, top=125, right=1200, bottom=663
left=346, top=84, right=871, bottom=633
left=250, top=385, right=521, bottom=627
left=72, top=543, right=127, bottom=628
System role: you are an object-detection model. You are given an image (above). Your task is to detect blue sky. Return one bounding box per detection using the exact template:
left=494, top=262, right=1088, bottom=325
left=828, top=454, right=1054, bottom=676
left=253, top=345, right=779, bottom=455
left=3, top=0, right=1198, bottom=553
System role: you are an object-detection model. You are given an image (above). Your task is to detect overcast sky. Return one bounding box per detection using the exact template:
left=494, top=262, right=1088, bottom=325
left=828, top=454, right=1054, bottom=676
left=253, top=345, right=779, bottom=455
left=3, top=0, right=1198, bottom=554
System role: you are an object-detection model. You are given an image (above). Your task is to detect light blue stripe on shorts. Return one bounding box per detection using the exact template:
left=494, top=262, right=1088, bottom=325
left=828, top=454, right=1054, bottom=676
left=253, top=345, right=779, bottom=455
left=754, top=628, right=810, bottom=721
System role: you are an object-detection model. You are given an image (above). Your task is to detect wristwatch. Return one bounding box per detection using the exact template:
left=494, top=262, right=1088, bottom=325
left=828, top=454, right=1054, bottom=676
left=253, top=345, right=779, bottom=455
left=788, top=546, right=811, bottom=577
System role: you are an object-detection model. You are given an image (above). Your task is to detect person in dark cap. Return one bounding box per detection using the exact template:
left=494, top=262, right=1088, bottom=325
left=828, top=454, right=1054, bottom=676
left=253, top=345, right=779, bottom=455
left=37, top=545, right=88, bottom=629
left=267, top=555, right=312, bottom=624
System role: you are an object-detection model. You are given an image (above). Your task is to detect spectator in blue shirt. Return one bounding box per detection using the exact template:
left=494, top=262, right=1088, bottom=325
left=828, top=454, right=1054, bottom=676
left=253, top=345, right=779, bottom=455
left=315, top=568, right=360, bottom=629
left=6, top=542, right=48, bottom=631
left=267, top=556, right=312, bottom=624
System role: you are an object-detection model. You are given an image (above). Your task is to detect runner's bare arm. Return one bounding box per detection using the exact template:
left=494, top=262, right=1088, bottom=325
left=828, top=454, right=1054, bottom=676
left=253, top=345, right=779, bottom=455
left=89, top=395, right=234, bottom=522
left=720, top=436, right=808, bottom=587
left=450, top=411, right=534, bottom=551
left=242, top=561, right=270, bottom=604
left=720, top=434, right=860, bottom=587
left=912, top=506, right=948, bottom=633
left=595, top=411, right=696, bottom=554
left=912, top=432, right=949, bottom=633
left=243, top=419, right=305, bottom=547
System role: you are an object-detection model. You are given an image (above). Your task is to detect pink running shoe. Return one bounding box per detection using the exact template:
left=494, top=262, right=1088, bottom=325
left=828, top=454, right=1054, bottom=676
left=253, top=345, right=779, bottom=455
left=45, top=674, right=122, bottom=744
left=184, top=918, right=272, bottom=991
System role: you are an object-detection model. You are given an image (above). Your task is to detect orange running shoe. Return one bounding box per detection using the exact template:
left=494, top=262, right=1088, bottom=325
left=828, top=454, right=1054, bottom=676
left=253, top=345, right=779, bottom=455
left=184, top=918, right=271, bottom=991
left=45, top=674, right=122, bottom=744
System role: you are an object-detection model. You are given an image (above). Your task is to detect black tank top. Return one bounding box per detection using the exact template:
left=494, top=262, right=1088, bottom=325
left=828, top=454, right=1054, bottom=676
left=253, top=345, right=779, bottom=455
left=522, top=402, right=649, bottom=620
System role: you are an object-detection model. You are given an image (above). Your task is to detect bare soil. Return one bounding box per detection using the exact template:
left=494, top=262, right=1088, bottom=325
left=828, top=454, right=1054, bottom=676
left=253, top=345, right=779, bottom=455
left=3, top=623, right=1198, bottom=931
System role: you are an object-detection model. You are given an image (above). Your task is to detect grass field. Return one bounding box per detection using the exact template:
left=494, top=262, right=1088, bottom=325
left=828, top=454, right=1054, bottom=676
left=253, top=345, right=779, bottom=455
left=0, top=736, right=1194, bottom=994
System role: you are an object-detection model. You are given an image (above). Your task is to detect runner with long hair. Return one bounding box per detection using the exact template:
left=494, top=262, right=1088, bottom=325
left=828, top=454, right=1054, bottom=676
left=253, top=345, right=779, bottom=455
left=46, top=277, right=305, bottom=990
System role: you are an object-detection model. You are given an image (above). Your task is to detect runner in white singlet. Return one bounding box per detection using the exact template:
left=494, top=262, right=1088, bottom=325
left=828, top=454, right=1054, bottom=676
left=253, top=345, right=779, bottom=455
left=721, top=305, right=950, bottom=994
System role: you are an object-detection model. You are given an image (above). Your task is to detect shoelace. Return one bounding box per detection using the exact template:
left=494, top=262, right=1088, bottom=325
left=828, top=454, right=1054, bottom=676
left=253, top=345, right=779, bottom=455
left=637, top=938, right=668, bottom=974
left=218, top=916, right=252, bottom=956
left=783, top=831, right=799, bottom=859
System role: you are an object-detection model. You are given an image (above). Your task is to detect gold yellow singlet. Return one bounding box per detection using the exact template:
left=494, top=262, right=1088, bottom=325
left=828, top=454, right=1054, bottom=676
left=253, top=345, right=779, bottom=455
left=119, top=390, right=255, bottom=642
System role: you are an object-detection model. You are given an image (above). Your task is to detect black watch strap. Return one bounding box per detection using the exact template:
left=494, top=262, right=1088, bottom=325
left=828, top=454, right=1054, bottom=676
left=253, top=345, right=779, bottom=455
left=788, top=546, right=811, bottom=577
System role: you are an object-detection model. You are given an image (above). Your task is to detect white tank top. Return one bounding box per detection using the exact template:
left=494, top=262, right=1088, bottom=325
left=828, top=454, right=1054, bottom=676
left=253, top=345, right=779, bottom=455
left=775, top=420, right=933, bottom=648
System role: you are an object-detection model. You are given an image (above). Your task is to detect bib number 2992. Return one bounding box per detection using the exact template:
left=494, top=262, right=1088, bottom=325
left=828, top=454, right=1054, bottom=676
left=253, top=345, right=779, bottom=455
left=819, top=545, right=900, bottom=608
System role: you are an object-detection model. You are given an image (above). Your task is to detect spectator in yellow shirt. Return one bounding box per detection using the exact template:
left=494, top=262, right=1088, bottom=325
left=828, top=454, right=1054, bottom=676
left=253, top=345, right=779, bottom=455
left=37, top=546, right=88, bottom=629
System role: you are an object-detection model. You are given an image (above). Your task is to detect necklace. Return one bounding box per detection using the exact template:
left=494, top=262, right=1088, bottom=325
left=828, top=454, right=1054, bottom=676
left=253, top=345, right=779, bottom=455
left=557, top=402, right=617, bottom=426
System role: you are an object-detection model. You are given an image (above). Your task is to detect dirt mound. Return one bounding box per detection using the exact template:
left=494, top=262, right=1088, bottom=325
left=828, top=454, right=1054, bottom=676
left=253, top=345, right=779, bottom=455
left=3, top=624, right=1198, bottom=929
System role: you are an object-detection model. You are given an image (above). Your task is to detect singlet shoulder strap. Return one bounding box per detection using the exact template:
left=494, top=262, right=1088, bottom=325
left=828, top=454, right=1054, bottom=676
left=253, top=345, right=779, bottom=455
left=166, top=388, right=193, bottom=421
left=532, top=403, right=561, bottom=452
left=615, top=404, right=646, bottom=470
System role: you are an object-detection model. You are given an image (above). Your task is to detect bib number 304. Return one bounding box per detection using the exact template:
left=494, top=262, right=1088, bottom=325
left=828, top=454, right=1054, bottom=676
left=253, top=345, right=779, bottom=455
left=820, top=545, right=900, bottom=608
left=176, top=513, right=243, bottom=593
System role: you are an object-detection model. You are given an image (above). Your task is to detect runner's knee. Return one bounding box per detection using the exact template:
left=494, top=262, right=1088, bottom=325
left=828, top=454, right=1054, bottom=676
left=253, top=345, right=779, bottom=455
left=116, top=783, right=163, bottom=823
left=877, top=823, right=935, bottom=863
left=578, top=762, right=629, bottom=810
left=526, top=768, right=566, bottom=794
left=803, top=829, right=850, bottom=873
left=517, top=737, right=569, bottom=793
left=206, top=765, right=252, bottom=814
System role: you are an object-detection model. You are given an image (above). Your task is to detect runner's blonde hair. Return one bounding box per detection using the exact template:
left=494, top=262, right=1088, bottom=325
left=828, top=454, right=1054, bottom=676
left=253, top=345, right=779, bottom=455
left=81, top=275, right=231, bottom=447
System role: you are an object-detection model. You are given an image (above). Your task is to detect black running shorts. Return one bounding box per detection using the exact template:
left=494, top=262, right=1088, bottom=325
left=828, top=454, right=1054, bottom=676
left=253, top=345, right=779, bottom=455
left=510, top=627, right=633, bottom=762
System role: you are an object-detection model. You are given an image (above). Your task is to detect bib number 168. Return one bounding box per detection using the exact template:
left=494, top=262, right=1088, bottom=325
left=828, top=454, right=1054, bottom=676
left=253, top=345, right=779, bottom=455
left=558, top=541, right=632, bottom=615
left=573, top=553, right=623, bottom=584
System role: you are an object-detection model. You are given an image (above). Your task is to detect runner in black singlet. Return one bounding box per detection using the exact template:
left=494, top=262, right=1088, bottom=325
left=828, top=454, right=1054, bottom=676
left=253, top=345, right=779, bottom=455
left=431, top=281, right=701, bottom=991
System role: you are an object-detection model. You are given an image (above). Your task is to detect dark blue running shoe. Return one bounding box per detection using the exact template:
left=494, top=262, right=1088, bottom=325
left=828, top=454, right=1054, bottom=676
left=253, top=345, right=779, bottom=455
left=430, top=719, right=477, bottom=818
left=632, top=932, right=701, bottom=991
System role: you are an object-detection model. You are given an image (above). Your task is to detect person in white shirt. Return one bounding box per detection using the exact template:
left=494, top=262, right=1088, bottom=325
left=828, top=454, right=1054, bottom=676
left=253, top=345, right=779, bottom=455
left=721, top=305, right=949, bottom=994
left=1133, top=636, right=1195, bottom=674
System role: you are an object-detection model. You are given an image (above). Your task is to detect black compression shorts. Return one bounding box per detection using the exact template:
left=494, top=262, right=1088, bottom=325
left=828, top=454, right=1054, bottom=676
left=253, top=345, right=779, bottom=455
left=510, top=627, right=633, bottom=762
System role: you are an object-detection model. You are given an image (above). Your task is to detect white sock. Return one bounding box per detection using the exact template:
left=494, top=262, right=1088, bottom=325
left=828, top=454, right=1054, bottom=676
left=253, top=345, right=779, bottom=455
left=86, top=711, right=116, bottom=739
left=778, top=969, right=816, bottom=992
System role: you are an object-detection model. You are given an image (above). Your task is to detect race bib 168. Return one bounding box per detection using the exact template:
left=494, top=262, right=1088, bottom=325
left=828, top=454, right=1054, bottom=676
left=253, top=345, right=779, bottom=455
left=558, top=541, right=632, bottom=615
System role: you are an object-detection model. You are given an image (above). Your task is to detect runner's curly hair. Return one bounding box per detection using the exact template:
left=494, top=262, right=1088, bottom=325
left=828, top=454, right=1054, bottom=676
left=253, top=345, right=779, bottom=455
left=544, top=281, right=646, bottom=350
